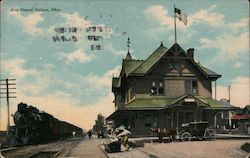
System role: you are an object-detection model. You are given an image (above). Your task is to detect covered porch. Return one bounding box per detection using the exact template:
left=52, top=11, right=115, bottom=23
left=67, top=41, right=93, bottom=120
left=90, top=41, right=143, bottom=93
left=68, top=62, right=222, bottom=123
left=106, top=94, right=238, bottom=137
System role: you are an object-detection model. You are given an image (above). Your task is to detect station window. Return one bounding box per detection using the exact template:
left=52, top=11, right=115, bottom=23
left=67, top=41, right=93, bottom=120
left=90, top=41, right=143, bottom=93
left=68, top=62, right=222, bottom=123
left=185, top=80, right=198, bottom=95
left=158, top=81, right=164, bottom=94
left=151, top=82, right=157, bottom=94
left=185, top=80, right=191, bottom=94
left=192, top=81, right=198, bottom=94
left=151, top=81, right=164, bottom=95
left=126, top=87, right=133, bottom=103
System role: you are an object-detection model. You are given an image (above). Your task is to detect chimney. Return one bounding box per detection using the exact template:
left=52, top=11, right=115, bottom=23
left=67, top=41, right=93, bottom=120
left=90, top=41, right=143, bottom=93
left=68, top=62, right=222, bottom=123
left=187, top=48, right=194, bottom=59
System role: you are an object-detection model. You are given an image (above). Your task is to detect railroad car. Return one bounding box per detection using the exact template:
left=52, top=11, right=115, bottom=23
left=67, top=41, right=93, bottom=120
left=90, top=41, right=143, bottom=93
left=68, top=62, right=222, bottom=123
left=8, top=102, right=83, bottom=146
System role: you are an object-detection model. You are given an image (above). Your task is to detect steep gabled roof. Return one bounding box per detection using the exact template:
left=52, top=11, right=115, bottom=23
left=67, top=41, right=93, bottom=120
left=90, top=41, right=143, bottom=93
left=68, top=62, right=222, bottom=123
left=118, top=42, right=221, bottom=79
left=197, top=63, right=221, bottom=78
left=163, top=43, right=221, bottom=79
left=131, top=45, right=168, bottom=75
left=114, top=59, right=143, bottom=89
left=122, top=59, right=144, bottom=77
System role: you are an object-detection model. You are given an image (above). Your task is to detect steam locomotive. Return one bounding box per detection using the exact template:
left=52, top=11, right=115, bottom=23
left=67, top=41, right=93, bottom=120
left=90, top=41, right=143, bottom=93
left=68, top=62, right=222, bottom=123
left=8, top=102, right=83, bottom=146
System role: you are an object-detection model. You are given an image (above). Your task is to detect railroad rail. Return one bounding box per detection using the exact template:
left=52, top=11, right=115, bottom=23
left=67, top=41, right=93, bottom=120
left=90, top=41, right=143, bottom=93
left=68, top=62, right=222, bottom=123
left=1, top=138, right=81, bottom=158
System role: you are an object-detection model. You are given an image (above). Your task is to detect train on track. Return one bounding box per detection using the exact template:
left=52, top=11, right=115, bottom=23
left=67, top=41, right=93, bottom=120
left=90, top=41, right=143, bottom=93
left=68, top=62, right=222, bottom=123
left=8, top=102, right=83, bottom=146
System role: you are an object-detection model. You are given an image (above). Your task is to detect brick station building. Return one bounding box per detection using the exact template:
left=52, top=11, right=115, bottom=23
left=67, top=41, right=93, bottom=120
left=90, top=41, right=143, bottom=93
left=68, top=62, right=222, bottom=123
left=107, top=42, right=237, bottom=137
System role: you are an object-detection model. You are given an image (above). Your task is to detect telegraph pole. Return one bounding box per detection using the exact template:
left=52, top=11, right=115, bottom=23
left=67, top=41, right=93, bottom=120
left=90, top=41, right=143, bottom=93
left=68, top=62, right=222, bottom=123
left=227, top=84, right=231, bottom=134
left=0, top=78, right=16, bottom=134
left=228, top=84, right=231, bottom=103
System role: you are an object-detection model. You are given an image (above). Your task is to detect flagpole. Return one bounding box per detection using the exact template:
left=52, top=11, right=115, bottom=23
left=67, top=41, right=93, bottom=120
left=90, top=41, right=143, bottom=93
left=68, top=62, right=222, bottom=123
left=174, top=4, right=177, bottom=43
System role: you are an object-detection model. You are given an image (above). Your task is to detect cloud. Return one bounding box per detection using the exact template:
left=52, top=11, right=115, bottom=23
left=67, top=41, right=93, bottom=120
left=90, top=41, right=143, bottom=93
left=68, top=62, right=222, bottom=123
left=9, top=11, right=43, bottom=35
left=105, top=43, right=128, bottom=57
left=144, top=5, right=224, bottom=31
left=48, top=12, right=113, bottom=37
left=234, top=62, right=243, bottom=68
left=227, top=17, right=248, bottom=31
left=1, top=57, right=119, bottom=130
left=215, top=77, right=250, bottom=108
left=144, top=4, right=247, bottom=41
left=191, top=5, right=224, bottom=27
left=58, top=49, right=93, bottom=64
left=1, top=67, right=120, bottom=129
left=201, top=32, right=248, bottom=58
left=145, top=5, right=173, bottom=30
left=60, top=12, right=92, bottom=28
left=2, top=58, right=37, bottom=79
left=168, top=30, right=196, bottom=45
left=2, top=58, right=60, bottom=96
left=84, top=66, right=121, bottom=89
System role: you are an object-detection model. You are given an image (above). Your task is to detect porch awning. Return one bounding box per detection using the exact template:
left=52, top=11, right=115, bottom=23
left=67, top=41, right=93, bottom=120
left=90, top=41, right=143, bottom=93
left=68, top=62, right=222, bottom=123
left=106, top=94, right=238, bottom=120
left=199, top=98, right=238, bottom=109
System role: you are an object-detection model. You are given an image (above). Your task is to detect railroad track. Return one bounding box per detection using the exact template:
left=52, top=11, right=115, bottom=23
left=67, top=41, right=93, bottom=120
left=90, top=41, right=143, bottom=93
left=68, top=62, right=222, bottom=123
left=1, top=138, right=81, bottom=158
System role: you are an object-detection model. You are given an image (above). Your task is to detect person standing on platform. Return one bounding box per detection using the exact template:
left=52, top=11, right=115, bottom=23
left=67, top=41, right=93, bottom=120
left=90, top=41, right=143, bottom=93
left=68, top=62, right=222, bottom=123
left=87, top=130, right=92, bottom=139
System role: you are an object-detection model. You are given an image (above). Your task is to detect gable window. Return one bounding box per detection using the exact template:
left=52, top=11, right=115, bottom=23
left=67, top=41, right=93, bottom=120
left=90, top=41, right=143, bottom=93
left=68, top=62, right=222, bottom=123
left=169, top=62, right=174, bottom=70
left=185, top=80, right=198, bottom=95
left=174, top=62, right=180, bottom=70
left=169, top=60, right=179, bottom=70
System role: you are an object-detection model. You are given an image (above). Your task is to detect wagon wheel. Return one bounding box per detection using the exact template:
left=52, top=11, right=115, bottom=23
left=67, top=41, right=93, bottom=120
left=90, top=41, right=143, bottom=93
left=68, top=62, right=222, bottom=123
left=204, top=129, right=216, bottom=140
left=180, top=132, right=192, bottom=141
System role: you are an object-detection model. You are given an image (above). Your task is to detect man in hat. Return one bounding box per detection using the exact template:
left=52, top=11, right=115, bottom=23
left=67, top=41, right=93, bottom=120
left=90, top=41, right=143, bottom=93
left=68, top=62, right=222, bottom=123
left=117, top=126, right=131, bottom=151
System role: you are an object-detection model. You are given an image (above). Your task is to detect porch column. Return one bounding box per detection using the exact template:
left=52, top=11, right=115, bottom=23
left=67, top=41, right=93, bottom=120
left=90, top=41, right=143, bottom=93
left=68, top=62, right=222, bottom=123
left=171, top=109, right=174, bottom=128
left=215, top=81, right=217, bottom=100
left=199, top=111, right=201, bottom=121
left=214, top=113, right=217, bottom=128
left=194, top=107, right=198, bottom=122
left=229, top=110, right=232, bottom=134
left=176, top=112, right=179, bottom=128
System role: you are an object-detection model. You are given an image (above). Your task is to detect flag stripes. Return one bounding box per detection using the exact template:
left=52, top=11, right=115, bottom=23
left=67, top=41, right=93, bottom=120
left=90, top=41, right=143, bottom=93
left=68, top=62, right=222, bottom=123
left=175, top=8, right=187, bottom=25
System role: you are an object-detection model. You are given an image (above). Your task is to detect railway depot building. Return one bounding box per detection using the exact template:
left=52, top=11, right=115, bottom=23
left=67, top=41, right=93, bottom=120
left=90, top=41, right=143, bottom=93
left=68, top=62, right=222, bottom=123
left=107, top=42, right=237, bottom=137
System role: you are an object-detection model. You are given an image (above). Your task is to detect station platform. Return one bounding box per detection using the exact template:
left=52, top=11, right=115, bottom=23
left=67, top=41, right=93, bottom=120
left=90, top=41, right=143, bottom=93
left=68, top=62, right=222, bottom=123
left=67, top=136, right=107, bottom=158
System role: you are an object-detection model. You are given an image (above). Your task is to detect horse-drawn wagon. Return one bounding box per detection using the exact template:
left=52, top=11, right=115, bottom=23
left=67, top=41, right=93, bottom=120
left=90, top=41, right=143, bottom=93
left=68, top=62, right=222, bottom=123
left=178, top=121, right=216, bottom=141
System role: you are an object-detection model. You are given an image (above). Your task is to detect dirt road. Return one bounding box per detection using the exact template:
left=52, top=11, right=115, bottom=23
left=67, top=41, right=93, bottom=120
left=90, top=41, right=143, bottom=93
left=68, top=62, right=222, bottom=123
left=140, top=140, right=249, bottom=158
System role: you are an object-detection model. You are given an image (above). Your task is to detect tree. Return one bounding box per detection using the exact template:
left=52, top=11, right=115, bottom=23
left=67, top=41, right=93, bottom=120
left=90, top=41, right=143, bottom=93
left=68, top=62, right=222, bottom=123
left=93, top=114, right=105, bottom=132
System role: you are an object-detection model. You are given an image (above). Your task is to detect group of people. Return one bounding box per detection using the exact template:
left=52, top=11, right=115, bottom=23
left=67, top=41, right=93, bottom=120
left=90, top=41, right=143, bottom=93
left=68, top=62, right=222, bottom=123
left=85, top=126, right=131, bottom=152
left=107, top=125, right=131, bottom=151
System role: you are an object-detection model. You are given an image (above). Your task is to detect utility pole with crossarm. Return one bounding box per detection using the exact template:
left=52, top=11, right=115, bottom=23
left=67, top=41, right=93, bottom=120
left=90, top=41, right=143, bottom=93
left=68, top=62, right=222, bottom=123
left=0, top=78, right=16, bottom=134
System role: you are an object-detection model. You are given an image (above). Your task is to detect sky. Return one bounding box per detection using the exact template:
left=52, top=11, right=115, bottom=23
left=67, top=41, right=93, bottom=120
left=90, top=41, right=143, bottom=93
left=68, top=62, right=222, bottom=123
left=0, top=0, right=249, bottom=130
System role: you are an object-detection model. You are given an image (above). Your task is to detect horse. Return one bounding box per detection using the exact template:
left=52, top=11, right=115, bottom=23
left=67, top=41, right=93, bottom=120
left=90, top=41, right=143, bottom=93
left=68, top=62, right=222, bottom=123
left=151, top=127, right=177, bottom=143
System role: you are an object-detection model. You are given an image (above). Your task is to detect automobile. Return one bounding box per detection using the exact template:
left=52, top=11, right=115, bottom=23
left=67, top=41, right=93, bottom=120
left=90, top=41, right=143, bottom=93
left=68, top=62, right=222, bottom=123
left=178, top=121, right=216, bottom=141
